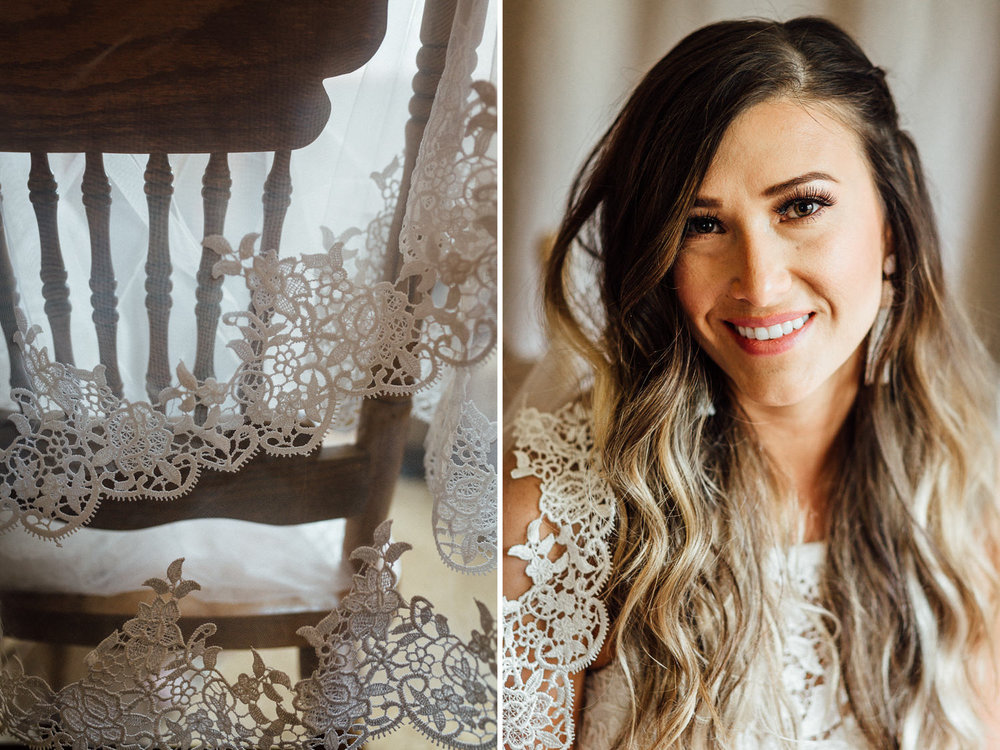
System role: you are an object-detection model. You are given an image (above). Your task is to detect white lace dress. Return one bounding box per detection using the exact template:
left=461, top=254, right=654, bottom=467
left=502, top=403, right=866, bottom=749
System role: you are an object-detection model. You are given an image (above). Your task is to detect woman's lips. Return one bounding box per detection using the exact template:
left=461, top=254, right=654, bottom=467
left=725, top=312, right=814, bottom=354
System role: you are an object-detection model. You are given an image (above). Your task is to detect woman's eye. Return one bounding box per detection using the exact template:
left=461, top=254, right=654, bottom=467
left=686, top=216, right=721, bottom=235
left=788, top=199, right=820, bottom=218
left=778, top=194, right=832, bottom=220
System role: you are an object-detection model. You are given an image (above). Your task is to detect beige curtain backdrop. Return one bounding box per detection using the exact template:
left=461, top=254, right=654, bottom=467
left=503, top=0, right=1000, bottom=398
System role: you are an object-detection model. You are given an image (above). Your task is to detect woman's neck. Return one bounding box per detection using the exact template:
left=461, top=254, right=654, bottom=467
left=734, top=359, right=860, bottom=542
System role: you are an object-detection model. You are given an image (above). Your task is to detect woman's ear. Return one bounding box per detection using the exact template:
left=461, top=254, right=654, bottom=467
left=883, top=253, right=896, bottom=278
left=882, top=221, right=896, bottom=276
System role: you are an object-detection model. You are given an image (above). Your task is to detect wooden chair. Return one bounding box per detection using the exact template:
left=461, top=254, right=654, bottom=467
left=0, top=0, right=458, bottom=679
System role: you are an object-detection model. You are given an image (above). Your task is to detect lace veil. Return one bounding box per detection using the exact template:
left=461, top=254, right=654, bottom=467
left=0, top=0, right=497, bottom=746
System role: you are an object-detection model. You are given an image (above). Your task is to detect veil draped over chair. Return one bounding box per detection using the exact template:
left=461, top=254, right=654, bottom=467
left=0, top=0, right=497, bottom=746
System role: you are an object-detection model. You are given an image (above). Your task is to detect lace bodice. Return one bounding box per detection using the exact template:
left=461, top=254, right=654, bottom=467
left=502, top=403, right=865, bottom=749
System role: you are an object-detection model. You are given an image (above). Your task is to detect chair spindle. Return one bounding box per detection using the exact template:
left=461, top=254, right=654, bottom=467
left=144, top=152, right=174, bottom=403
left=383, top=0, right=457, bottom=284
left=261, top=149, right=292, bottom=258
left=194, top=152, right=232, bottom=424
left=82, top=153, right=123, bottom=398
left=28, top=152, right=74, bottom=365
left=0, top=186, right=31, bottom=394
left=235, top=149, right=292, bottom=415
left=194, top=153, right=231, bottom=378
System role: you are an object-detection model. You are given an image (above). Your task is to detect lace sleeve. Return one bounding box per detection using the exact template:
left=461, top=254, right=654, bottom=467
left=501, top=403, right=616, bottom=749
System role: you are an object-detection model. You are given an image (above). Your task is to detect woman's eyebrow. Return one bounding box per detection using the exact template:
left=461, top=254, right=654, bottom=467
left=693, top=196, right=722, bottom=208
left=693, top=172, right=839, bottom=208
left=761, top=171, right=838, bottom=197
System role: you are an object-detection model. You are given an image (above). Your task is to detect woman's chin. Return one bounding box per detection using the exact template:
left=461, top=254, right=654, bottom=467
left=727, top=366, right=860, bottom=416
left=729, top=377, right=825, bottom=412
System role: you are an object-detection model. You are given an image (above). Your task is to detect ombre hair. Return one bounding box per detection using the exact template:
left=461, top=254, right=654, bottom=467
left=544, top=17, right=1000, bottom=749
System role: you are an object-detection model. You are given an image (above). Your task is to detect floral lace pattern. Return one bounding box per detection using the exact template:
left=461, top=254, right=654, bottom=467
left=398, top=0, right=497, bottom=375
left=501, top=403, right=616, bottom=750
left=768, top=544, right=859, bottom=746
left=425, top=369, right=497, bottom=574
left=0, top=521, right=497, bottom=748
left=0, top=218, right=418, bottom=542
left=0, top=0, right=497, bottom=744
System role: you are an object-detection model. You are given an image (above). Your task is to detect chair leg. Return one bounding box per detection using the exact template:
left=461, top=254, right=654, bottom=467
left=342, top=395, right=412, bottom=562
left=51, top=644, right=70, bottom=687
left=297, top=644, right=319, bottom=679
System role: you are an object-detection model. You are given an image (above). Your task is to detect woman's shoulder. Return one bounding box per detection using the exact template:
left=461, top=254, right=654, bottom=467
left=503, top=401, right=614, bottom=546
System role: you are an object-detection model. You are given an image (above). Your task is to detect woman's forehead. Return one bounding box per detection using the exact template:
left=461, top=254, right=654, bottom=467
left=697, top=97, right=872, bottom=199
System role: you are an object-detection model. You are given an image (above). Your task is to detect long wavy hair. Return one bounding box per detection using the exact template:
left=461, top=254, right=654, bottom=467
left=544, top=17, right=1000, bottom=749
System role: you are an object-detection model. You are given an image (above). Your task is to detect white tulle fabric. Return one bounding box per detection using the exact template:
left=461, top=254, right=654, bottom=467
left=502, top=403, right=864, bottom=749
left=400, top=0, right=497, bottom=574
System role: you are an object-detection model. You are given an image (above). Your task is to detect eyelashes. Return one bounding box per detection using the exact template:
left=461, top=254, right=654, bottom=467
left=685, top=214, right=724, bottom=236
left=683, top=186, right=837, bottom=239
left=776, top=186, right=836, bottom=221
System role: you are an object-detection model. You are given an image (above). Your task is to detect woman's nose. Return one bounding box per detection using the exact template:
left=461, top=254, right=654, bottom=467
left=728, top=229, right=793, bottom=307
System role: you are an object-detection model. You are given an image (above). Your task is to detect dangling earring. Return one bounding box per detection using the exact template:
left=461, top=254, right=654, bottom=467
left=697, top=393, right=716, bottom=417
left=864, top=254, right=896, bottom=386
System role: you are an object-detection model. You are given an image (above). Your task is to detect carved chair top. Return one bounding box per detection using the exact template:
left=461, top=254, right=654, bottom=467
left=0, top=0, right=388, bottom=153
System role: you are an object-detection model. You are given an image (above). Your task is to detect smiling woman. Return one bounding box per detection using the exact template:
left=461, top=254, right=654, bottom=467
left=502, top=16, right=1000, bottom=750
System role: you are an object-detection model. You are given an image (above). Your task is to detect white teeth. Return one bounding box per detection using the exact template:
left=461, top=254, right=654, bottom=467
left=735, top=314, right=810, bottom=341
